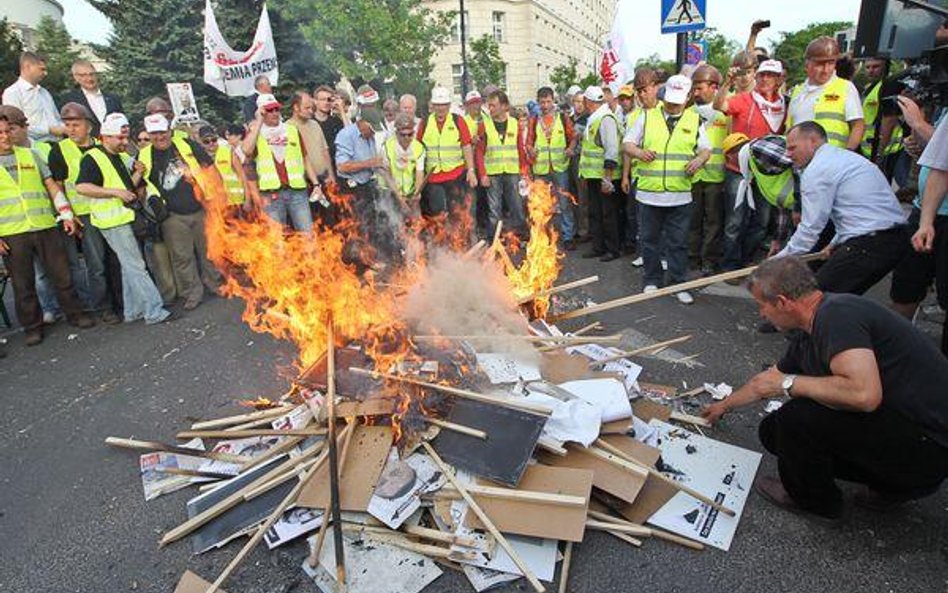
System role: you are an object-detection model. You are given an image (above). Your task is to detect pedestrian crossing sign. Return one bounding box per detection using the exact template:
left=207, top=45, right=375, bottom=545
left=661, top=0, right=707, bottom=34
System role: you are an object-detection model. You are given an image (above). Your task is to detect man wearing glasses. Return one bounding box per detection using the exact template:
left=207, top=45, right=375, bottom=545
left=60, top=59, right=124, bottom=138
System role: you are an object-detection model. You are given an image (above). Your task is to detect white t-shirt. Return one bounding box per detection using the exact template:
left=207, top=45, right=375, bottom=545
left=260, top=122, right=289, bottom=162
left=624, top=108, right=711, bottom=207
left=787, top=75, right=863, bottom=126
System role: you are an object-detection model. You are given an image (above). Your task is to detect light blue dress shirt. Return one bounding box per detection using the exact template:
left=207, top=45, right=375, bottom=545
left=334, top=124, right=376, bottom=185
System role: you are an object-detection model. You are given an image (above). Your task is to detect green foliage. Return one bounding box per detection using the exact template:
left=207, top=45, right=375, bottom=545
left=286, top=0, right=453, bottom=93
left=771, top=21, right=853, bottom=86
left=578, top=72, right=600, bottom=90
left=690, top=28, right=740, bottom=77
left=635, top=53, right=677, bottom=77
left=468, top=35, right=507, bottom=91
left=34, top=16, right=81, bottom=96
left=0, top=18, right=23, bottom=89
left=550, top=56, right=579, bottom=97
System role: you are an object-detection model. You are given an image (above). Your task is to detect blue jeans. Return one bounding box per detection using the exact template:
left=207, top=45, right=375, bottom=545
left=538, top=171, right=575, bottom=241
left=99, top=224, right=169, bottom=324
left=486, top=173, right=525, bottom=233
left=263, top=188, right=313, bottom=233
left=638, top=202, right=691, bottom=287
left=722, top=170, right=771, bottom=271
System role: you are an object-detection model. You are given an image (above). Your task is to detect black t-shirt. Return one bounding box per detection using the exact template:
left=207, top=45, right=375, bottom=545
left=317, top=115, right=345, bottom=162
left=778, top=293, right=948, bottom=447
left=48, top=141, right=96, bottom=182
left=147, top=139, right=213, bottom=215
left=77, top=147, right=136, bottom=190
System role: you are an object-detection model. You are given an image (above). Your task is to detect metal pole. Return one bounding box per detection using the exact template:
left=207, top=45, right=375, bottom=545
left=460, top=0, right=470, bottom=96
left=675, top=32, right=687, bottom=72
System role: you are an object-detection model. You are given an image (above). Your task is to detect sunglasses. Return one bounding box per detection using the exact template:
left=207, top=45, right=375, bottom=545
left=397, top=131, right=414, bottom=137
left=264, top=107, right=281, bottom=113
left=201, top=137, right=219, bottom=144
left=137, top=136, right=149, bottom=142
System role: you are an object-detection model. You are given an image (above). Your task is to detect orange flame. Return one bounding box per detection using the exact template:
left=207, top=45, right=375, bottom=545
left=504, top=180, right=563, bottom=318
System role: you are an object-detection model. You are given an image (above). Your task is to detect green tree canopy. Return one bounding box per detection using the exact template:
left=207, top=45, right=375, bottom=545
left=771, top=21, right=853, bottom=86
left=635, top=53, right=677, bottom=77
left=468, top=35, right=507, bottom=92
left=690, top=28, right=740, bottom=77
left=0, top=18, right=24, bottom=89
left=34, top=16, right=81, bottom=97
left=550, top=56, right=579, bottom=97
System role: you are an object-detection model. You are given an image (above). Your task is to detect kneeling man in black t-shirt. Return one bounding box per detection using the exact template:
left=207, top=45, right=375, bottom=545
left=703, top=257, right=948, bottom=523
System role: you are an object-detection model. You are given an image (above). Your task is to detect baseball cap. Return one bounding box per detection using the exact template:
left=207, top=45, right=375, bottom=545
left=430, top=86, right=452, bottom=105
left=583, top=86, right=604, bottom=102
left=256, top=93, right=281, bottom=110
left=663, top=74, right=692, bottom=105
left=358, top=106, right=383, bottom=127
left=566, top=84, right=583, bottom=98
left=464, top=90, right=482, bottom=104
left=617, top=85, right=635, bottom=99
left=100, top=113, right=130, bottom=136
left=756, top=59, right=784, bottom=75
left=143, top=113, right=170, bottom=133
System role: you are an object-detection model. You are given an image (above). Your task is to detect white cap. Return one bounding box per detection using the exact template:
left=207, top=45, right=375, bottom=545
left=464, top=90, right=482, bottom=104
left=100, top=113, right=129, bottom=136
left=663, top=74, right=692, bottom=105
left=143, top=113, right=169, bottom=133
left=566, top=84, right=583, bottom=97
left=583, top=85, right=604, bottom=102
left=256, top=93, right=281, bottom=109
left=757, top=59, right=784, bottom=75
left=355, top=86, right=380, bottom=105
left=430, top=86, right=452, bottom=105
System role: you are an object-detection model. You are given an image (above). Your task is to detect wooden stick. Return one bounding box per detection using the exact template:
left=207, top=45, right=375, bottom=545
left=586, top=509, right=701, bottom=550
left=549, top=253, right=825, bottom=322
left=308, top=420, right=357, bottom=568
left=238, top=435, right=305, bottom=472
left=349, top=367, right=553, bottom=416
left=422, top=416, right=488, bottom=439
left=413, top=333, right=619, bottom=344
left=577, top=445, right=649, bottom=480
left=242, top=450, right=322, bottom=501
left=341, top=526, right=463, bottom=559
left=516, top=275, right=600, bottom=305
left=423, top=442, right=546, bottom=593
left=593, top=439, right=735, bottom=517
left=648, top=526, right=706, bottom=551
left=569, top=321, right=602, bottom=337
left=669, top=411, right=711, bottom=428
left=558, top=541, right=573, bottom=593
left=401, top=524, right=479, bottom=548
left=600, top=528, right=644, bottom=548
left=589, top=335, right=693, bottom=366
left=436, top=484, right=587, bottom=508
left=177, top=428, right=327, bottom=439
left=322, top=318, right=346, bottom=586
left=156, top=467, right=236, bottom=481
left=104, top=437, right=250, bottom=464
left=189, top=405, right=295, bottom=430
left=536, top=335, right=623, bottom=353
left=463, top=239, right=487, bottom=259
left=585, top=519, right=652, bottom=537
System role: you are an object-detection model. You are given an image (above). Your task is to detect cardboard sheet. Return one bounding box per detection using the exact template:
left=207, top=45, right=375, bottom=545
left=538, top=445, right=646, bottom=504
left=297, top=425, right=393, bottom=511
left=173, top=570, right=228, bottom=593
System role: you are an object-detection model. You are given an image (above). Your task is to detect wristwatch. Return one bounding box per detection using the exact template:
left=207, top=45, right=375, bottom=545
left=781, top=374, right=797, bottom=397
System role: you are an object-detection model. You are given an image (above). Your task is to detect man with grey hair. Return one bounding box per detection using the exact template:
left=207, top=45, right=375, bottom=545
left=60, top=59, right=124, bottom=137
left=703, top=256, right=948, bottom=523
left=242, top=75, right=273, bottom=123
left=398, top=93, right=420, bottom=131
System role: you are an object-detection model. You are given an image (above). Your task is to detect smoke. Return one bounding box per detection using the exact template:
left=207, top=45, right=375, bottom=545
left=401, top=249, right=538, bottom=363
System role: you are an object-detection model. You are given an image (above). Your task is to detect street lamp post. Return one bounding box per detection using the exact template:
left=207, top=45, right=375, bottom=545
left=460, top=0, right=470, bottom=96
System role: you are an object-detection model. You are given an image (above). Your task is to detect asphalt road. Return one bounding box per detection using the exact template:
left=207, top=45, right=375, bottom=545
left=1, top=250, right=946, bottom=593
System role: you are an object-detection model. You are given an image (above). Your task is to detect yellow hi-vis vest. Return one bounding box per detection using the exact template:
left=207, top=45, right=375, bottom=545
left=32, top=141, right=52, bottom=164
left=58, top=138, right=98, bottom=216
left=254, top=124, right=306, bottom=191
left=0, top=146, right=57, bottom=237
left=483, top=116, right=520, bottom=175
left=788, top=76, right=852, bottom=148
left=578, top=111, right=619, bottom=180
left=636, top=107, right=701, bottom=193
left=83, top=147, right=136, bottom=230
left=384, top=136, right=424, bottom=197
left=422, top=113, right=465, bottom=175
left=860, top=80, right=881, bottom=158
left=695, top=109, right=728, bottom=184
left=214, top=145, right=245, bottom=205
left=139, top=136, right=204, bottom=198
left=532, top=113, right=569, bottom=175
left=749, top=156, right=796, bottom=209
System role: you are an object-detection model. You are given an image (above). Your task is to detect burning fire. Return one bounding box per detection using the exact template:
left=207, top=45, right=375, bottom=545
left=505, top=180, right=563, bottom=318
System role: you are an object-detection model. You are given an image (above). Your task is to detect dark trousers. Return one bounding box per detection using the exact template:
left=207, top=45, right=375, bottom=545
left=623, top=180, right=638, bottom=248
left=586, top=178, right=621, bottom=256
left=3, top=227, right=85, bottom=332
left=639, top=202, right=691, bottom=287
left=759, top=398, right=948, bottom=517
left=689, top=180, right=724, bottom=267
left=722, top=171, right=772, bottom=270
left=816, top=226, right=910, bottom=295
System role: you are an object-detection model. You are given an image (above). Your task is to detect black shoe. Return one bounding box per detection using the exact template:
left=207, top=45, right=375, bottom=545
left=582, top=250, right=606, bottom=259
left=755, top=476, right=848, bottom=527
left=622, top=244, right=638, bottom=256
left=101, top=311, right=122, bottom=325
left=599, top=253, right=621, bottom=262
left=24, top=330, right=43, bottom=347
left=70, top=314, right=95, bottom=329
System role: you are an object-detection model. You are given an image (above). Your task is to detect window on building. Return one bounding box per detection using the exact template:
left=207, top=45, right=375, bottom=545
left=453, top=11, right=470, bottom=44
left=499, top=64, right=508, bottom=91
left=492, top=11, right=506, bottom=43
left=451, top=64, right=465, bottom=96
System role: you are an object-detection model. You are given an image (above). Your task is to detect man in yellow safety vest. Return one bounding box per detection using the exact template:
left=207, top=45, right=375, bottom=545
left=579, top=86, right=622, bottom=262
left=689, top=64, right=728, bottom=275
left=476, top=90, right=526, bottom=236
left=381, top=113, right=426, bottom=208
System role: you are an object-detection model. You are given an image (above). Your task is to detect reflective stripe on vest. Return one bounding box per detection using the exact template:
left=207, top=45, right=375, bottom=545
left=214, top=145, right=245, bottom=205
left=883, top=125, right=903, bottom=155
left=578, top=111, right=619, bottom=180
left=83, top=147, right=136, bottom=229
left=0, top=146, right=57, bottom=236
left=748, top=156, right=795, bottom=208
left=789, top=77, right=852, bottom=148
left=255, top=124, right=306, bottom=191
left=384, top=136, right=424, bottom=196
left=695, top=109, right=728, bottom=184
left=637, top=107, right=700, bottom=192
left=422, top=113, right=465, bottom=174
left=59, top=138, right=99, bottom=216
left=860, top=80, right=881, bottom=157
left=483, top=117, right=520, bottom=175
left=532, top=114, right=569, bottom=175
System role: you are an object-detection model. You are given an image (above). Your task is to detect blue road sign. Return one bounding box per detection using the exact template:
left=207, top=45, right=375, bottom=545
left=661, top=0, right=707, bottom=35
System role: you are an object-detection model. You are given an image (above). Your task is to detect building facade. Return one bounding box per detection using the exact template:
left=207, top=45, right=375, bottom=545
left=423, top=0, right=615, bottom=106
left=2, top=0, right=65, bottom=49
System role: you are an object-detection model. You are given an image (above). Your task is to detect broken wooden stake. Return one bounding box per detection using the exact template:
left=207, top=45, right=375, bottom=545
left=104, top=437, right=250, bottom=464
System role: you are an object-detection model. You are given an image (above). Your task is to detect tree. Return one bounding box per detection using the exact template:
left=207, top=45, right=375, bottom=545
left=0, top=18, right=24, bottom=89
left=550, top=56, right=579, bottom=97
left=690, top=28, right=740, bottom=76
left=468, top=35, right=507, bottom=91
left=34, top=16, right=81, bottom=97
left=635, top=53, right=677, bottom=77
left=771, top=21, right=852, bottom=86
left=285, top=0, right=453, bottom=94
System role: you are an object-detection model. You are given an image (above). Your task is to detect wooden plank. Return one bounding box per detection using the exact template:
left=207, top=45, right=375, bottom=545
left=538, top=445, right=647, bottom=505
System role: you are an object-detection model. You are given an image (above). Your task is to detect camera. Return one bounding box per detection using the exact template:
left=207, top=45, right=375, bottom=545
left=892, top=45, right=948, bottom=107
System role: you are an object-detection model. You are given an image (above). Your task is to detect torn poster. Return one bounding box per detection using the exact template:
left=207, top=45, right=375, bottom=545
left=476, top=353, right=542, bottom=384
left=565, top=343, right=642, bottom=392
left=558, top=378, right=632, bottom=422
left=264, top=507, right=324, bottom=549
left=367, top=448, right=445, bottom=529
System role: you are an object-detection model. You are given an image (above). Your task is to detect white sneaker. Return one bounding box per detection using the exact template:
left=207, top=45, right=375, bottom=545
left=661, top=259, right=668, bottom=271
left=42, top=311, right=56, bottom=324
left=632, top=256, right=644, bottom=267
left=675, top=291, right=694, bottom=305
left=643, top=285, right=659, bottom=294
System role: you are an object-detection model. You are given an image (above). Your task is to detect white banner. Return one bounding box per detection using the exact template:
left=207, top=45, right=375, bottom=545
left=599, top=0, right=636, bottom=93
left=203, top=0, right=279, bottom=97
